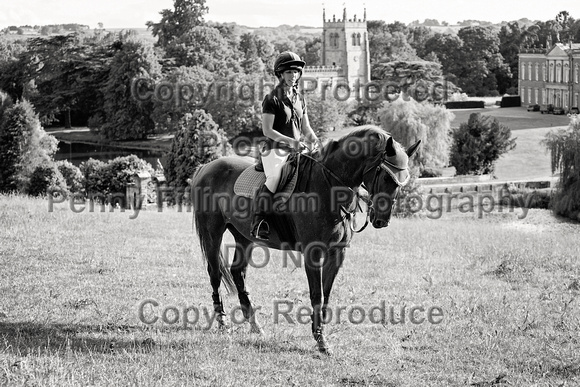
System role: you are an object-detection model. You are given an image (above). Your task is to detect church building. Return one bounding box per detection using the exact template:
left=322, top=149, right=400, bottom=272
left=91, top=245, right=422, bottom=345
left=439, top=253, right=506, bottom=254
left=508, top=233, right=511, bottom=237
left=302, top=8, right=371, bottom=96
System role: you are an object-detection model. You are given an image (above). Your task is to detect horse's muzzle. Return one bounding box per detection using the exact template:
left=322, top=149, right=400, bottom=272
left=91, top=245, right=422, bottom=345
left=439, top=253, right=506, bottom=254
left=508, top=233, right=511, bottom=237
left=372, top=218, right=390, bottom=228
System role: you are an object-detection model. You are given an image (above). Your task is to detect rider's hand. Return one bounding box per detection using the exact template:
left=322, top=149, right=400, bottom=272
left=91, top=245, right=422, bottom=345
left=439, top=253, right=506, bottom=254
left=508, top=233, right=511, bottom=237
left=296, top=141, right=308, bottom=152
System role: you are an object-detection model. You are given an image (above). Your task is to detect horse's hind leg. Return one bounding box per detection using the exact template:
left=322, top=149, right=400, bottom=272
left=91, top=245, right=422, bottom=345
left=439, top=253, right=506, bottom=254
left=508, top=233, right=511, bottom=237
left=196, top=213, right=231, bottom=330
left=228, top=227, right=263, bottom=334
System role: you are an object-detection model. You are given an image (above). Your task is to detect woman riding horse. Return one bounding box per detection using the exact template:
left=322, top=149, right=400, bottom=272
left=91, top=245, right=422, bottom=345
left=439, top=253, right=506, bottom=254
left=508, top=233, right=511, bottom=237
left=251, top=51, right=321, bottom=241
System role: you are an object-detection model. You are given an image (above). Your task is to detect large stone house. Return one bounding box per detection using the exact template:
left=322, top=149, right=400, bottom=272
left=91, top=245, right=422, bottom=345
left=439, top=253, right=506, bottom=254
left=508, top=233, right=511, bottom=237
left=519, top=42, right=580, bottom=110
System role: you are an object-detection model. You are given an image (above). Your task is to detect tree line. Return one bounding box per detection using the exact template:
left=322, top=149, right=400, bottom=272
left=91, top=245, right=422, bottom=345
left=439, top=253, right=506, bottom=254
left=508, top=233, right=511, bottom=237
left=0, top=0, right=576, bottom=141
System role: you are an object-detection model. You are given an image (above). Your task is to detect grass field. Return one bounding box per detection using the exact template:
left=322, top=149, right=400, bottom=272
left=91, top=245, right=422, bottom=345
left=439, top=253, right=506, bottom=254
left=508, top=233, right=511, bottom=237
left=1, top=193, right=579, bottom=386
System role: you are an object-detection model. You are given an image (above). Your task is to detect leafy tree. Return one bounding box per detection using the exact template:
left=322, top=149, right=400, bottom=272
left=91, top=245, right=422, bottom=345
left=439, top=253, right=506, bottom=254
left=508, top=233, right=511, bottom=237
left=305, top=92, right=348, bottom=135
left=421, top=33, right=463, bottom=83
left=100, top=40, right=162, bottom=140
left=543, top=115, right=580, bottom=220
left=450, top=113, right=516, bottom=175
left=303, top=37, right=322, bottom=66
left=0, top=98, right=58, bottom=193
left=378, top=98, right=454, bottom=173
left=203, top=74, right=263, bottom=138
left=147, top=0, right=209, bottom=48
left=367, top=20, right=419, bottom=69
left=164, top=109, right=230, bottom=188
left=456, top=26, right=510, bottom=96
left=372, top=60, right=444, bottom=101
left=151, top=65, right=215, bottom=133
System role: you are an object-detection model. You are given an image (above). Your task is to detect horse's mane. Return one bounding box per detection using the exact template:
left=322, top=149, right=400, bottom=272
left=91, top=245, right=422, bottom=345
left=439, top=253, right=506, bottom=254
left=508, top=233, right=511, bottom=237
left=319, top=125, right=392, bottom=160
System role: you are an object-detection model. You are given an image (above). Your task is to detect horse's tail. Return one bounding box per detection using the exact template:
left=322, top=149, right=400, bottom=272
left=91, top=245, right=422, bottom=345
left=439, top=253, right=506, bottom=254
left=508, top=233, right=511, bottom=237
left=191, top=163, right=236, bottom=295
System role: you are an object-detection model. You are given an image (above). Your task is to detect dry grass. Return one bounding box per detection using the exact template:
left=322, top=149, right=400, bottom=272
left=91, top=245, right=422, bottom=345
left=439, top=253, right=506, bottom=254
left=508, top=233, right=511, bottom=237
left=1, top=193, right=579, bottom=386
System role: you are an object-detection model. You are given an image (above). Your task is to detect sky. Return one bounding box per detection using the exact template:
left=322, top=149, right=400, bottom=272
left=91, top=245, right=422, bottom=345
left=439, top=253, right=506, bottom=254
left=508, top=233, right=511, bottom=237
left=0, top=0, right=576, bottom=30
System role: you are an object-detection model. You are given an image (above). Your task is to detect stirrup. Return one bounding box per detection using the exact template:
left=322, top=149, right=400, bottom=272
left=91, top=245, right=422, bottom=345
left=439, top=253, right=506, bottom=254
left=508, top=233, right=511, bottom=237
left=251, top=219, right=270, bottom=240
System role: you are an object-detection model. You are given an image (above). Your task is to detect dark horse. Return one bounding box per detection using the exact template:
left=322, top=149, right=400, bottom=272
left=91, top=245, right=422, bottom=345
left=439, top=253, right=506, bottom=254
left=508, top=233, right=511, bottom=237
left=190, top=125, right=420, bottom=354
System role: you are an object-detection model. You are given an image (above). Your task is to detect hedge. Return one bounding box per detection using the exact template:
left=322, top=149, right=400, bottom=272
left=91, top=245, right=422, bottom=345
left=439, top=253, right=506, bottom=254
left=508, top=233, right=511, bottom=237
left=500, top=95, right=521, bottom=107
left=444, top=101, right=485, bottom=109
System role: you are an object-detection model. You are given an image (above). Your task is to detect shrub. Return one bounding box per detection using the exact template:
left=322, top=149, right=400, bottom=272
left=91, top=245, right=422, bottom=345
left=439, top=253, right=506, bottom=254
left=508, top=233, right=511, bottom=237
left=450, top=113, right=516, bottom=175
left=378, top=98, right=454, bottom=173
left=543, top=115, right=580, bottom=220
left=27, top=163, right=68, bottom=197
left=79, top=155, right=153, bottom=197
left=164, top=109, right=231, bottom=188
left=56, top=160, right=84, bottom=193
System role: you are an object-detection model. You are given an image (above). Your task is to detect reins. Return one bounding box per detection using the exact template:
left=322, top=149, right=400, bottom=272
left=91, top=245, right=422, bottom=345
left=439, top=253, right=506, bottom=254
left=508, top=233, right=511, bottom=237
left=299, top=151, right=380, bottom=233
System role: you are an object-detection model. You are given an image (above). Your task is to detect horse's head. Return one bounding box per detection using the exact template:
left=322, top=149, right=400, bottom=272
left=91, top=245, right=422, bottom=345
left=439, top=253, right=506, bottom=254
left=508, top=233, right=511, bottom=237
left=361, top=134, right=421, bottom=228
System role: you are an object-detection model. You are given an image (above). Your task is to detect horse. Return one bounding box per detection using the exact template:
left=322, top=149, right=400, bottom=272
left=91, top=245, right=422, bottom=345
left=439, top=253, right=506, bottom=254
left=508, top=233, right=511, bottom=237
left=190, top=125, right=420, bottom=354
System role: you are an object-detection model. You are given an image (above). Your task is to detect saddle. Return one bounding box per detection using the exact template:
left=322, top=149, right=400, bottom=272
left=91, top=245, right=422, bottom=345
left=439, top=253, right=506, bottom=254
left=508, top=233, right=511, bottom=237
left=233, top=152, right=300, bottom=206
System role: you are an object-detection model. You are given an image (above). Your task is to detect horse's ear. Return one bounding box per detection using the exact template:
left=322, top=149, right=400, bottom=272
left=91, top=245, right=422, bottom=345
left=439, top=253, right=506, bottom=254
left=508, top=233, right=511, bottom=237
left=406, top=140, right=421, bottom=158
left=385, top=136, right=396, bottom=156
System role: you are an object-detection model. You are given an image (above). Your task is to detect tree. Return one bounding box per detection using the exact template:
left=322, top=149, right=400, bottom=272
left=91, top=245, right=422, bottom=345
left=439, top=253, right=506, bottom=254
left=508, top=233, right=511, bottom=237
left=543, top=115, right=580, bottom=220
left=456, top=26, right=511, bottom=96
left=372, top=60, right=444, bottom=102
left=305, top=92, right=348, bottom=136
left=422, top=33, right=463, bottom=82
left=378, top=98, right=454, bottom=173
left=0, top=98, right=58, bottom=193
left=147, top=0, right=209, bottom=48
left=150, top=65, right=215, bottom=133
left=164, top=110, right=230, bottom=188
left=165, top=25, right=240, bottom=76
left=450, top=113, right=516, bottom=176
left=99, top=40, right=162, bottom=140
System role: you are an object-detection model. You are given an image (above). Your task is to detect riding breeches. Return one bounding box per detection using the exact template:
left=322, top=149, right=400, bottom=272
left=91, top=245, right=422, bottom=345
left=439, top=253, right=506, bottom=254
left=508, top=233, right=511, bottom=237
left=260, top=144, right=290, bottom=193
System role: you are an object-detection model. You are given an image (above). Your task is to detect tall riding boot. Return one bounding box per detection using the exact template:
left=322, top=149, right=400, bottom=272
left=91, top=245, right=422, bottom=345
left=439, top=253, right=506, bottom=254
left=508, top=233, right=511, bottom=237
left=250, top=185, right=273, bottom=240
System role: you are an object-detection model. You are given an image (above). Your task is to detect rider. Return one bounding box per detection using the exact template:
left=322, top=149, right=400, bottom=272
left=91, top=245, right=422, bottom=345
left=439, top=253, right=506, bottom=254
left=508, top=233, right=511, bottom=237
left=250, top=51, right=320, bottom=240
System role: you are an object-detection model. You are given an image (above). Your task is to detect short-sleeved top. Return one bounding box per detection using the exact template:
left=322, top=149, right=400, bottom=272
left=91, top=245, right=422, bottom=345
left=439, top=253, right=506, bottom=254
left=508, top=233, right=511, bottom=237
left=262, top=84, right=307, bottom=149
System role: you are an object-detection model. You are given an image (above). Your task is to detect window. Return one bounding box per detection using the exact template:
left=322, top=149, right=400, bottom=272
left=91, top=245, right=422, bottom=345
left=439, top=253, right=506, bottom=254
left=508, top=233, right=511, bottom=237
left=535, top=64, right=539, bottom=81
left=535, top=88, right=538, bottom=104
left=542, top=64, right=547, bottom=81
left=528, top=63, right=532, bottom=80
left=527, top=88, right=531, bottom=103
left=521, top=63, right=526, bottom=80
left=556, top=63, right=562, bottom=83
left=549, top=62, right=554, bottom=82
left=564, top=63, right=569, bottom=83
left=351, top=33, right=356, bottom=46
left=356, top=33, right=361, bottom=46
left=575, top=65, right=579, bottom=84
left=329, top=33, right=339, bottom=48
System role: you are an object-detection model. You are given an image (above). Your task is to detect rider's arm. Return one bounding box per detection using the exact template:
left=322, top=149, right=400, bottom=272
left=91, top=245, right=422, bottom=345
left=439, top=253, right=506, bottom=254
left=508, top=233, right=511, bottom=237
left=301, top=113, right=320, bottom=148
left=262, top=113, right=301, bottom=150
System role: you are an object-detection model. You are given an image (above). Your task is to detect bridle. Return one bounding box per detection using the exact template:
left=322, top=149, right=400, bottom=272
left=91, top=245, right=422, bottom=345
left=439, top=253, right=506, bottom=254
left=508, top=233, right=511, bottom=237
left=300, top=148, right=410, bottom=233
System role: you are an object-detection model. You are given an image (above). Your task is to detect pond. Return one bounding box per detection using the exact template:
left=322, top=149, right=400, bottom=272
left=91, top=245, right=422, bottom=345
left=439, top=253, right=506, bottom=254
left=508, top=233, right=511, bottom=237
left=54, top=141, right=166, bottom=168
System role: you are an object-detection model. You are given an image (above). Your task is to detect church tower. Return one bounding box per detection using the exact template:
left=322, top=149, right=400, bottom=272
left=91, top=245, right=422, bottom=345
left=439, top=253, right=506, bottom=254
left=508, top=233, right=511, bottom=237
left=321, top=7, right=370, bottom=85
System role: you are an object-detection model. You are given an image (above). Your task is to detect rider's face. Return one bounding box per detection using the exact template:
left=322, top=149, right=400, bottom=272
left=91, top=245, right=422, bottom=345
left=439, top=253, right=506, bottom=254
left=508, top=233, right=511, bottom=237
left=281, top=70, right=300, bottom=87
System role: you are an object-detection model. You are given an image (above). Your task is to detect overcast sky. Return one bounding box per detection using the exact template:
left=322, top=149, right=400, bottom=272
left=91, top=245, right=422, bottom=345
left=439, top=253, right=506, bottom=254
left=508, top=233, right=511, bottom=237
left=0, top=0, right=575, bottom=29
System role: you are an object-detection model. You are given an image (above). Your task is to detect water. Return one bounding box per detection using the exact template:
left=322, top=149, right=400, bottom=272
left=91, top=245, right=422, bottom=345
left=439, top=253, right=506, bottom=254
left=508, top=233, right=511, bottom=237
left=54, top=141, right=166, bottom=168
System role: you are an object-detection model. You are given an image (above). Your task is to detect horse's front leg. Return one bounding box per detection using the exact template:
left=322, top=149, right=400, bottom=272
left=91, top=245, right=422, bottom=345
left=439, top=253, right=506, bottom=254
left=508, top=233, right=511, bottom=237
left=304, top=245, right=330, bottom=354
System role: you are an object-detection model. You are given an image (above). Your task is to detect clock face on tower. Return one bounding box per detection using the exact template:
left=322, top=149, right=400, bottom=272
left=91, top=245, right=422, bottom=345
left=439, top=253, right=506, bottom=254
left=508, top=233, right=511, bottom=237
left=353, top=55, right=358, bottom=62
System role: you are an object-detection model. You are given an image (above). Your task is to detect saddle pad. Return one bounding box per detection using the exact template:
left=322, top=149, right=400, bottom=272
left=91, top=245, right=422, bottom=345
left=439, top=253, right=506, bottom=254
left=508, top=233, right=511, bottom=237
left=234, top=165, right=298, bottom=203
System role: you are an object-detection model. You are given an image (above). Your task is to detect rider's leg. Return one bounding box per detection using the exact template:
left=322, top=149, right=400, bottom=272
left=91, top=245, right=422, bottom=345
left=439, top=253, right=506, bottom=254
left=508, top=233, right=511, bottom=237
left=250, top=147, right=289, bottom=240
